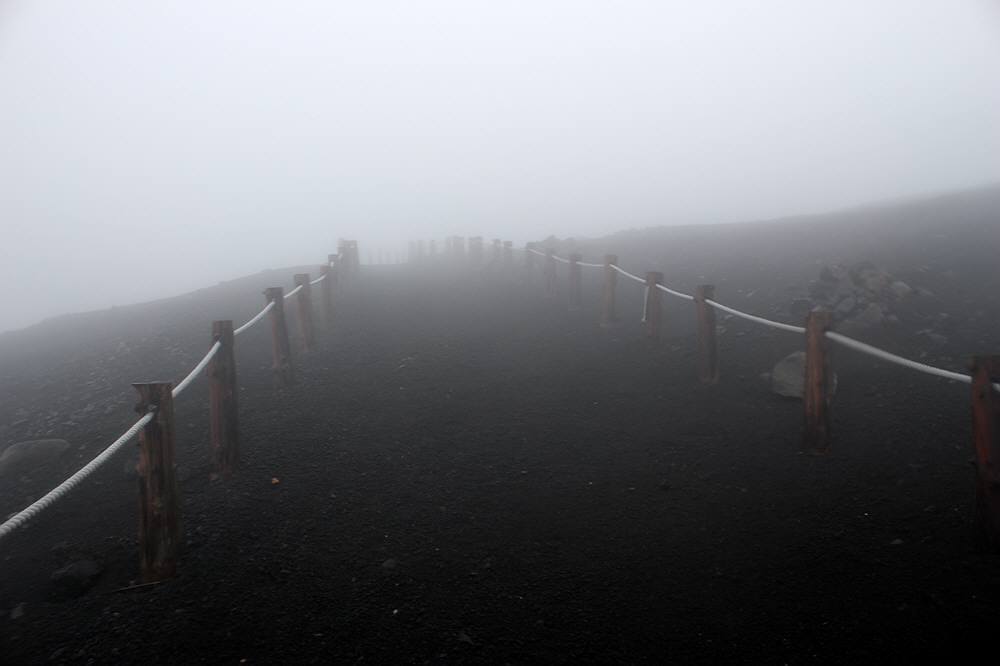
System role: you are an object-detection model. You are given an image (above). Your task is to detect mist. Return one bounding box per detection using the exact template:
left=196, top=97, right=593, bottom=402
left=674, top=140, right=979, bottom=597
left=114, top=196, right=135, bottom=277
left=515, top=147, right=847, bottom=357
left=2, top=0, right=999, bottom=332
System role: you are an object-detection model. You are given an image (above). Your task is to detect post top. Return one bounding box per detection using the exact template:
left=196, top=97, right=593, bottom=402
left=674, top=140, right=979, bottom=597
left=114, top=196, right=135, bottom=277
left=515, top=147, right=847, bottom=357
left=604, top=254, right=618, bottom=263
left=263, top=286, right=284, bottom=301
left=569, top=253, right=582, bottom=261
left=645, top=271, right=664, bottom=282
left=294, top=273, right=311, bottom=285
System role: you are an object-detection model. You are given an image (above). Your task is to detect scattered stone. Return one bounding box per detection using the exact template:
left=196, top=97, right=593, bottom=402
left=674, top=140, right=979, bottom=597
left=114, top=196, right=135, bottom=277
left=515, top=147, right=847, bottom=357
left=853, top=303, right=886, bottom=327
left=889, top=281, right=912, bottom=298
left=10, top=603, right=25, bottom=620
left=0, top=439, right=70, bottom=479
left=381, top=558, right=398, bottom=570
left=50, top=559, right=103, bottom=598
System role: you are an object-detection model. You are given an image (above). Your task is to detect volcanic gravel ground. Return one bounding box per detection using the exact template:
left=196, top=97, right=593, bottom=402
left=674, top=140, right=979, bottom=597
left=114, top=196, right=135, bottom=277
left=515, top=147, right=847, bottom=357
left=2, top=265, right=999, bottom=663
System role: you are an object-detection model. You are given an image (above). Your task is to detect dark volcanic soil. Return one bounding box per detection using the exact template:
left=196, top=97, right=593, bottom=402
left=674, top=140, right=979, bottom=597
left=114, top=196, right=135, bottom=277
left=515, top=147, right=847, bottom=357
left=2, top=251, right=1000, bottom=663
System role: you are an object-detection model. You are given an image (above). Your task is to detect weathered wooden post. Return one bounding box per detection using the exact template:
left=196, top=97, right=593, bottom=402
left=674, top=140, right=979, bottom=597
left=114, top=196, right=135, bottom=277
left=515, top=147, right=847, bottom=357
left=694, top=285, right=719, bottom=384
left=350, top=241, right=360, bottom=276
left=492, top=238, right=502, bottom=264
left=209, top=320, right=239, bottom=476
left=429, top=239, right=437, bottom=258
left=319, top=264, right=334, bottom=326
left=264, top=287, right=295, bottom=386
left=455, top=236, right=465, bottom=259
left=544, top=248, right=556, bottom=297
left=601, top=254, right=618, bottom=327
left=644, top=272, right=663, bottom=340
left=525, top=243, right=536, bottom=273
left=803, top=309, right=832, bottom=453
left=568, top=253, right=582, bottom=310
left=972, top=356, right=1000, bottom=549
left=293, top=274, right=316, bottom=352
left=133, top=381, right=180, bottom=582
left=503, top=241, right=513, bottom=270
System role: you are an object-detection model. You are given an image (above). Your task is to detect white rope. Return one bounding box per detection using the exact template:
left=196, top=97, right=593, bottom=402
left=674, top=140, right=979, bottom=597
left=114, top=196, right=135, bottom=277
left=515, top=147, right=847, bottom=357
left=0, top=412, right=154, bottom=541
left=234, top=301, right=274, bottom=337
left=284, top=283, right=304, bottom=299
left=527, top=248, right=546, bottom=257
left=553, top=255, right=570, bottom=264
left=309, top=273, right=326, bottom=285
left=171, top=341, right=221, bottom=399
left=704, top=299, right=806, bottom=334
left=609, top=264, right=646, bottom=285
left=824, top=331, right=990, bottom=388
left=641, top=286, right=650, bottom=323
left=579, top=261, right=604, bottom=268
left=654, top=283, right=696, bottom=302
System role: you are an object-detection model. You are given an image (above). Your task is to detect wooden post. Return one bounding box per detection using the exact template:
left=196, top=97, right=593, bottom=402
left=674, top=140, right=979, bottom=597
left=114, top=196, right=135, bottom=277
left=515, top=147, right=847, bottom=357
left=492, top=238, right=501, bottom=264
left=454, top=236, right=465, bottom=259
left=644, top=272, right=663, bottom=340
left=972, top=356, right=1000, bottom=549
left=568, top=253, right=582, bottom=310
left=319, top=264, right=334, bottom=327
left=350, top=241, right=360, bottom=276
left=429, top=239, right=436, bottom=258
left=469, top=237, right=482, bottom=262
left=133, top=382, right=180, bottom=582
left=525, top=243, right=536, bottom=273
left=209, top=320, right=239, bottom=476
left=503, top=241, right=513, bottom=270
left=544, top=248, right=556, bottom=297
left=294, top=274, right=315, bottom=352
left=601, top=254, right=618, bottom=327
left=803, top=309, right=833, bottom=453
left=694, top=285, right=719, bottom=384
left=264, top=287, right=295, bottom=386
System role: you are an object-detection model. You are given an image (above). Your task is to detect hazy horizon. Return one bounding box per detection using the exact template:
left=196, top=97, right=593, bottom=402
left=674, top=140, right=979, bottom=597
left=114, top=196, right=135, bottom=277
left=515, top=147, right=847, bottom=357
left=3, top=1, right=1000, bottom=332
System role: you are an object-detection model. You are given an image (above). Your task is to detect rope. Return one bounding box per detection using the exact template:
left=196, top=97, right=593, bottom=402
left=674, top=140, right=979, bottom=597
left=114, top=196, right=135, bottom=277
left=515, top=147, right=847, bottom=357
left=0, top=412, right=154, bottom=541
left=234, top=301, right=274, bottom=336
left=609, top=264, right=646, bottom=285
left=578, top=261, right=604, bottom=268
left=641, top=286, right=650, bottom=323
left=309, top=273, right=326, bottom=285
left=284, top=284, right=304, bottom=299
left=527, top=248, right=547, bottom=257
left=553, top=255, right=570, bottom=264
left=654, top=283, right=695, bottom=302
left=824, top=331, right=991, bottom=387
left=171, top=341, right=221, bottom=399
left=704, top=299, right=806, bottom=334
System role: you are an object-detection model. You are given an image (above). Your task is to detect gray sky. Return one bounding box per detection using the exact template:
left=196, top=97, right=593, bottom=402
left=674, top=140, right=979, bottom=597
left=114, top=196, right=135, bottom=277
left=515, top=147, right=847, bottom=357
left=2, top=1, right=999, bottom=332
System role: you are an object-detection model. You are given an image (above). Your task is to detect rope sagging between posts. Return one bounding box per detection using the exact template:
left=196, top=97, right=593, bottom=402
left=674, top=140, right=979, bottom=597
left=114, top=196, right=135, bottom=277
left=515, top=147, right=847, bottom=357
left=234, top=301, right=275, bottom=337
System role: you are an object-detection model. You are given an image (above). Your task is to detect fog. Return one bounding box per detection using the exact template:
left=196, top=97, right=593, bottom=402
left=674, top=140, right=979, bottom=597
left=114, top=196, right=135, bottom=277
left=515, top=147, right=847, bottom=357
left=2, top=1, right=999, bottom=332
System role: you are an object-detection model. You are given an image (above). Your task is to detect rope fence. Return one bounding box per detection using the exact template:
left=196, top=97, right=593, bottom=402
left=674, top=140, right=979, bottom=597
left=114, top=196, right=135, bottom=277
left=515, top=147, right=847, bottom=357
left=0, top=241, right=362, bottom=582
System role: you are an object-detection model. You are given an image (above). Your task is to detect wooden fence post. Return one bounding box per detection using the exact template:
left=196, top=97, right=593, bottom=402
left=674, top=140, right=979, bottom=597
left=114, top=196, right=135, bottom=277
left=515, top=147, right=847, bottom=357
left=469, top=236, right=483, bottom=262
left=525, top=243, right=536, bottom=273
left=601, top=254, right=618, bottom=327
left=429, top=239, right=437, bottom=258
left=803, top=309, right=832, bottom=453
left=294, top=274, right=316, bottom=352
left=133, top=382, right=180, bottom=582
left=644, top=272, right=663, bottom=340
left=209, top=320, right=239, bottom=476
left=544, top=248, right=556, bottom=297
left=264, top=287, right=295, bottom=386
left=694, top=285, right=719, bottom=384
left=350, top=241, right=360, bottom=276
left=492, top=238, right=501, bottom=264
left=972, top=356, right=1000, bottom=549
left=319, top=264, right=334, bottom=327
left=503, top=241, right=513, bottom=270
left=569, top=253, right=582, bottom=310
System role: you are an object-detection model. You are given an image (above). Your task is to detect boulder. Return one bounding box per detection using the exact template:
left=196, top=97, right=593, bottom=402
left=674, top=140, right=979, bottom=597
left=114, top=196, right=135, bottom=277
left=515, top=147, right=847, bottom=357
left=854, top=303, right=886, bottom=327
left=0, top=439, right=70, bottom=479
left=770, top=352, right=837, bottom=399
left=50, top=559, right=102, bottom=598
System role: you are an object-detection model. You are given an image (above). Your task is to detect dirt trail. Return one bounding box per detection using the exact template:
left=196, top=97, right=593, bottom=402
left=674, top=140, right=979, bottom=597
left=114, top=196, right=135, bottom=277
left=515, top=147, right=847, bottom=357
left=1, top=265, right=998, bottom=663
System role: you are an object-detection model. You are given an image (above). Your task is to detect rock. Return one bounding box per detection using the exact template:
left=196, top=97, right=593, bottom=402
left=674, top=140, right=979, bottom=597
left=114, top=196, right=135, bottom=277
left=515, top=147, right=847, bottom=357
left=50, top=559, right=103, bottom=598
left=854, top=303, right=886, bottom=327
left=770, top=352, right=837, bottom=399
left=0, top=439, right=70, bottom=479
left=834, top=296, right=856, bottom=316
left=889, top=281, right=912, bottom=298
left=10, top=603, right=25, bottom=620
left=381, top=558, right=398, bottom=571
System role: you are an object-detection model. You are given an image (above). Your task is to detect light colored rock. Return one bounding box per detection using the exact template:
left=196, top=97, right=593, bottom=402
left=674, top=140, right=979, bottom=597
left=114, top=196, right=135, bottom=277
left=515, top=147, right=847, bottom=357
left=890, top=281, right=912, bottom=298
left=854, top=303, right=886, bottom=327
left=770, top=352, right=837, bottom=399
left=0, top=439, right=70, bottom=479
left=835, top=296, right=856, bottom=316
